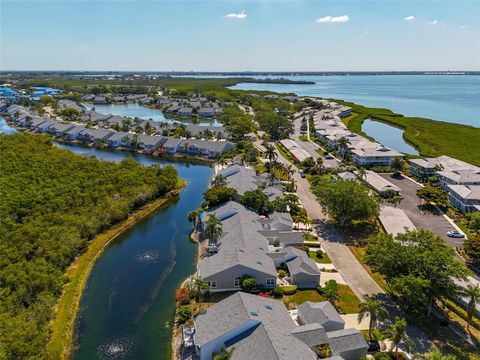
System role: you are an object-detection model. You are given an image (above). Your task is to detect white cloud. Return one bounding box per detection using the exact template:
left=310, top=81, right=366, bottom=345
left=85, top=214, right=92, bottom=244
left=427, top=20, right=439, bottom=25
left=404, top=15, right=415, bottom=21
left=459, top=25, right=469, bottom=29
left=317, top=15, right=350, bottom=24
left=226, top=10, right=246, bottom=19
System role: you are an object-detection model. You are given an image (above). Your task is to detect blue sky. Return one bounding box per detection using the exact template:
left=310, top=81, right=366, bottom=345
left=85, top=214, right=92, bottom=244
left=1, top=0, right=479, bottom=71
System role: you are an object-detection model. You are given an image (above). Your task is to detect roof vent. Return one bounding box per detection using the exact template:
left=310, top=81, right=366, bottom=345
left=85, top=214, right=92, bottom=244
left=265, top=304, right=273, bottom=310
left=257, top=261, right=263, bottom=265
left=250, top=311, right=258, bottom=316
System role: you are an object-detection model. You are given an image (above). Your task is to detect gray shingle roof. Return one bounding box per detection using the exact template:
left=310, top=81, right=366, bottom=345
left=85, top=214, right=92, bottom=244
left=327, top=328, right=368, bottom=355
left=298, top=301, right=345, bottom=328
left=291, top=323, right=328, bottom=346
left=217, top=165, right=260, bottom=195
left=194, top=292, right=316, bottom=360
left=285, top=247, right=321, bottom=276
left=198, top=201, right=277, bottom=279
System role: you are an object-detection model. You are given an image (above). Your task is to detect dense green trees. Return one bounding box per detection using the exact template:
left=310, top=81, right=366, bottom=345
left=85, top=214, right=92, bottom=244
left=313, top=180, right=379, bottom=227
left=203, top=186, right=237, bottom=207
left=0, top=133, right=179, bottom=359
left=220, top=105, right=255, bottom=141
left=416, top=184, right=448, bottom=207
left=365, top=230, right=469, bottom=317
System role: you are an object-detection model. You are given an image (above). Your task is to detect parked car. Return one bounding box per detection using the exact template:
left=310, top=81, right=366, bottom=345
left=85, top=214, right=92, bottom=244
left=299, top=169, right=305, bottom=178
left=447, top=230, right=465, bottom=238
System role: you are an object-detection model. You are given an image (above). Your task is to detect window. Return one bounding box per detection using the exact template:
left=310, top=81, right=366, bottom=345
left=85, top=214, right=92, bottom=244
left=208, top=281, right=217, bottom=289
left=266, top=278, right=275, bottom=287
left=234, top=277, right=242, bottom=288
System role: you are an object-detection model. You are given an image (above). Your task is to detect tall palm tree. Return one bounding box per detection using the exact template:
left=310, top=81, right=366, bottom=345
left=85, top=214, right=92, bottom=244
left=205, top=214, right=223, bottom=245
left=384, top=317, right=413, bottom=358
left=264, top=143, right=278, bottom=162
left=336, top=136, right=351, bottom=160
left=357, top=167, right=367, bottom=181
left=189, top=276, right=210, bottom=312
left=462, top=284, right=480, bottom=331
left=358, top=297, right=389, bottom=340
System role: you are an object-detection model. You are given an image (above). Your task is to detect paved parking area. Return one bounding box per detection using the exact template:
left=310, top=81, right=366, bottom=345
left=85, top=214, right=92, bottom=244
left=380, top=174, right=464, bottom=247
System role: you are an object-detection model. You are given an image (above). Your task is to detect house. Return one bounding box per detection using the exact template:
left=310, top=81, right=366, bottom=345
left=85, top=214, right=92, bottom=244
left=436, top=169, right=480, bottom=190
left=93, top=96, right=108, bottom=105
left=177, top=107, right=193, bottom=116
left=47, top=122, right=75, bottom=136
left=35, top=119, right=56, bottom=133
left=82, top=94, right=95, bottom=102
left=198, top=107, right=215, bottom=117
left=363, top=171, right=401, bottom=195
left=177, top=139, right=233, bottom=158
left=216, top=165, right=261, bottom=195
left=379, top=206, right=416, bottom=236
left=162, top=137, right=182, bottom=154
left=137, top=134, right=164, bottom=151
left=409, top=155, right=478, bottom=178
left=280, top=139, right=311, bottom=163
left=193, top=292, right=317, bottom=360
left=283, top=247, right=320, bottom=288
left=113, top=96, right=126, bottom=103
left=350, top=146, right=403, bottom=167
left=186, top=124, right=226, bottom=139
left=447, top=185, right=480, bottom=213
left=78, top=128, right=115, bottom=143
left=198, top=201, right=278, bottom=291
left=165, top=104, right=180, bottom=114
left=297, top=301, right=345, bottom=332
left=57, top=99, right=83, bottom=112
left=193, top=292, right=367, bottom=360
left=336, top=171, right=357, bottom=181
left=106, top=132, right=129, bottom=147
left=66, top=125, right=86, bottom=140
left=338, top=106, right=352, bottom=118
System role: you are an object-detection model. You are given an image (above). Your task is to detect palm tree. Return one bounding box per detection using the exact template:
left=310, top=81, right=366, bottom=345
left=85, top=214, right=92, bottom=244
left=461, top=284, right=480, bottom=332
left=189, top=276, right=210, bottom=312
left=205, top=214, right=223, bottom=245
left=384, top=317, right=413, bottom=358
left=267, top=171, right=277, bottom=186
left=336, top=136, right=351, bottom=160
left=285, top=164, right=295, bottom=181
left=357, top=167, right=367, bottom=181
left=323, top=280, right=339, bottom=306
left=212, top=175, right=227, bottom=187
left=357, top=297, right=389, bottom=340
left=390, top=157, right=404, bottom=176
left=264, top=143, right=277, bottom=162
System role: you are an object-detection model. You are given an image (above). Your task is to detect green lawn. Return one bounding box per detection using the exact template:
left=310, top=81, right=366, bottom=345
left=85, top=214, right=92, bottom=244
left=283, top=286, right=361, bottom=314
left=309, top=250, right=332, bottom=264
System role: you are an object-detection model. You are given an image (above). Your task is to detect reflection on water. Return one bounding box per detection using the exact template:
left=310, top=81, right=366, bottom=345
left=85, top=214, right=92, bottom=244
left=362, top=119, right=419, bottom=155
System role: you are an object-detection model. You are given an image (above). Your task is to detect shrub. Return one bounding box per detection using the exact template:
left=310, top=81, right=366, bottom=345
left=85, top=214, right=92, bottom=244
left=271, top=287, right=283, bottom=299
left=176, top=305, right=192, bottom=324
left=241, top=277, right=257, bottom=292
left=203, top=186, right=237, bottom=207
left=373, top=352, right=393, bottom=360
left=175, top=287, right=192, bottom=305
left=281, top=285, right=297, bottom=295
left=278, top=269, right=287, bottom=279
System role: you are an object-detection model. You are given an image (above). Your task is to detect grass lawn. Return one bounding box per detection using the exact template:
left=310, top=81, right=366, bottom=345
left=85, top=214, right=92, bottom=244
left=283, top=287, right=362, bottom=314
left=298, top=135, right=308, bottom=142
left=332, top=98, right=480, bottom=166
left=309, top=250, right=332, bottom=264
left=275, top=142, right=298, bottom=167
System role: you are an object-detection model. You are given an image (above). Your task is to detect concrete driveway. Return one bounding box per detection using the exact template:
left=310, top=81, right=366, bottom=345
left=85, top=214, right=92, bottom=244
left=379, top=174, right=463, bottom=247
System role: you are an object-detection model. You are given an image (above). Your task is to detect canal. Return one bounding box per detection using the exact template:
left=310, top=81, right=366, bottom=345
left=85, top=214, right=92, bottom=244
left=58, top=144, right=212, bottom=360
left=1, top=117, right=211, bottom=359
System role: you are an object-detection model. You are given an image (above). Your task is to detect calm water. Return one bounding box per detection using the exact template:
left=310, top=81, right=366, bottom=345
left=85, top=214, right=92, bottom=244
left=0, top=115, right=16, bottom=134
left=229, top=75, right=480, bottom=127
left=54, top=144, right=212, bottom=360
left=83, top=103, right=222, bottom=127
left=362, top=119, right=419, bottom=155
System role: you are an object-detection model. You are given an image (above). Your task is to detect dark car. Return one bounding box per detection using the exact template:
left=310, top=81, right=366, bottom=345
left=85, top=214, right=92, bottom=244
left=367, top=340, right=381, bottom=353
left=299, top=169, right=306, bottom=178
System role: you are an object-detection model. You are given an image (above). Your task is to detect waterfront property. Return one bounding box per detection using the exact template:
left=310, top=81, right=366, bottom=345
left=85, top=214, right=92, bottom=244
left=447, top=185, right=480, bottom=213
left=197, top=201, right=312, bottom=292
left=193, top=292, right=367, bottom=360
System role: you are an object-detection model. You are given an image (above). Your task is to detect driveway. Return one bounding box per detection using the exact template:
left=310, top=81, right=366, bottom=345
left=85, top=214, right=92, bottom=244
left=379, top=174, right=463, bottom=247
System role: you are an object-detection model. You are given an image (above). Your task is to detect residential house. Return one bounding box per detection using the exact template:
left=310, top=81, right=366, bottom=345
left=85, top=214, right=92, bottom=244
left=409, top=155, right=478, bottom=178
left=177, top=107, right=193, bottom=117
left=283, top=247, right=321, bottom=288
left=338, top=106, right=352, bottom=118
left=436, top=169, right=480, bottom=190
left=447, top=185, right=480, bottom=213
left=106, top=132, right=129, bottom=147
left=137, top=134, right=164, bottom=151
left=93, top=96, right=108, bottom=105
left=198, top=107, right=215, bottom=117
left=177, top=139, right=233, bottom=158
left=66, top=125, right=86, bottom=140
left=216, top=165, right=261, bottom=195
left=78, top=128, right=115, bottom=143
left=350, top=146, right=403, bottom=167
left=57, top=99, right=83, bottom=112
left=162, top=137, right=182, bottom=154
left=35, top=118, right=56, bottom=133
left=186, top=124, right=226, bottom=139
left=47, top=122, right=75, bottom=137
left=193, top=292, right=367, bottom=360
left=280, top=139, right=311, bottom=163
left=363, top=171, right=401, bottom=195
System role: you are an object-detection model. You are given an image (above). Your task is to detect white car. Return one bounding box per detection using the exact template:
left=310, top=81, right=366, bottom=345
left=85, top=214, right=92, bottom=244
left=447, top=230, right=465, bottom=238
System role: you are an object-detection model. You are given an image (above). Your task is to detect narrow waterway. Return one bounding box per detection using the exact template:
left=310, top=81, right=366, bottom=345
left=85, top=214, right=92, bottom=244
left=53, top=144, right=212, bottom=360
left=361, top=119, right=419, bottom=155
